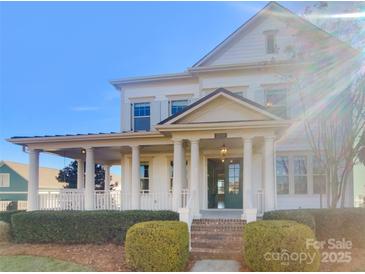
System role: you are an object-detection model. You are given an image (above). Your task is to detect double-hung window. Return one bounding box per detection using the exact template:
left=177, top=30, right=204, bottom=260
left=140, top=163, right=149, bottom=193
left=294, top=156, right=308, bottom=194
left=0, top=173, right=10, bottom=187
left=266, top=33, right=276, bottom=54
left=265, top=89, right=288, bottom=118
left=133, top=102, right=150, bottom=131
left=276, top=156, right=289, bottom=194
left=170, top=100, right=188, bottom=115
left=313, top=156, right=327, bottom=194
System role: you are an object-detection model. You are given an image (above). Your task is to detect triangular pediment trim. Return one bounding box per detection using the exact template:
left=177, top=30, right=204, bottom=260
left=158, top=88, right=283, bottom=126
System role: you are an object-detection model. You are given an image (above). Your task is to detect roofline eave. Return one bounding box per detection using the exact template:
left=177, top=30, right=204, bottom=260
left=7, top=131, right=164, bottom=146
left=155, top=120, right=293, bottom=132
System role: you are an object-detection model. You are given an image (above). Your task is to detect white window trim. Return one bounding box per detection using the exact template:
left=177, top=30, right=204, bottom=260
left=0, top=173, right=10, bottom=187
left=140, top=161, right=150, bottom=193
left=263, top=29, right=278, bottom=54
left=168, top=99, right=190, bottom=116
left=131, top=102, right=151, bottom=132
left=276, top=152, right=319, bottom=196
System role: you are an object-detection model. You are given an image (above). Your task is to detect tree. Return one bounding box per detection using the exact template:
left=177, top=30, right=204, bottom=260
left=359, top=132, right=365, bottom=165
left=299, top=2, right=365, bottom=208
left=56, top=160, right=105, bottom=190
left=276, top=2, right=365, bottom=208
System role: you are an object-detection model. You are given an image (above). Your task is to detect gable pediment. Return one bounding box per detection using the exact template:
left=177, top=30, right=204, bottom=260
left=159, top=88, right=282, bottom=126
left=178, top=96, right=269, bottom=124
left=193, top=2, right=356, bottom=68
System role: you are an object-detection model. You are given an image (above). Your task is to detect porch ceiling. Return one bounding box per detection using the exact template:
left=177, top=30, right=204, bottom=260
left=45, top=144, right=175, bottom=165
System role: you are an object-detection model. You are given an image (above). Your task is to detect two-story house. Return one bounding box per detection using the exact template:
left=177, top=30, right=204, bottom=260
left=8, top=2, right=358, bottom=219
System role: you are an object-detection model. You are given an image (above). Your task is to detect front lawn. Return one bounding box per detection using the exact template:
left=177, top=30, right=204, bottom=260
left=0, top=255, right=92, bottom=272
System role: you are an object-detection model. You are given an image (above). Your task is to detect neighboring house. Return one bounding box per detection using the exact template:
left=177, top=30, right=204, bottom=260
left=7, top=2, right=359, bottom=218
left=0, top=161, right=65, bottom=209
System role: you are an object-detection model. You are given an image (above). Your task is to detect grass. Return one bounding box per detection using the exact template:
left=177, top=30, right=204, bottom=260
left=0, top=255, right=92, bottom=272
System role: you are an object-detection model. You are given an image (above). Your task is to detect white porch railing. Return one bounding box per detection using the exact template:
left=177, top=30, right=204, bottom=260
left=140, top=191, right=172, bottom=210
left=256, top=190, right=264, bottom=217
left=181, top=189, right=189, bottom=208
left=94, top=191, right=121, bottom=210
left=0, top=200, right=27, bottom=211
left=35, top=189, right=188, bottom=211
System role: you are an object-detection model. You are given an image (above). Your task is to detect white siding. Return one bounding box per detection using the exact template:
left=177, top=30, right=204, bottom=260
left=202, top=16, right=297, bottom=66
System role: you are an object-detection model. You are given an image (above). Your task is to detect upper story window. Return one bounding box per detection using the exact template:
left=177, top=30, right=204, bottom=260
left=132, top=102, right=150, bottom=131
left=140, top=163, right=149, bottom=193
left=264, top=30, right=278, bottom=54
left=0, top=173, right=10, bottom=187
left=265, top=88, right=287, bottom=118
left=170, top=100, right=188, bottom=115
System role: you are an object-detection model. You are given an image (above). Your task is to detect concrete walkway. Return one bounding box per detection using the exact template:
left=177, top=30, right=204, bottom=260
left=190, top=259, right=241, bottom=272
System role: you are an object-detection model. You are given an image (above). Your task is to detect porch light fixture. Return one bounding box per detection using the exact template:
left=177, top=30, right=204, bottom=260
left=81, top=149, right=86, bottom=154
left=220, top=144, right=228, bottom=160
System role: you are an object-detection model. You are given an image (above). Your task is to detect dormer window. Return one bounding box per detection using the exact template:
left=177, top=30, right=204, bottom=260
left=264, top=30, right=278, bottom=54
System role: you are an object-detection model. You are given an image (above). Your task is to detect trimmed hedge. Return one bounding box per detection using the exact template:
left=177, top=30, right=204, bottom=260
left=0, top=221, right=10, bottom=242
left=125, top=221, right=189, bottom=272
left=11, top=210, right=178, bottom=244
left=0, top=210, right=24, bottom=224
left=263, top=208, right=365, bottom=248
left=263, top=209, right=316, bottom=231
left=243, top=220, right=320, bottom=272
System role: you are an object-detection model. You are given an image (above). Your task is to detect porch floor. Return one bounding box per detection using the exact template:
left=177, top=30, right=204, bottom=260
left=199, top=209, right=243, bottom=219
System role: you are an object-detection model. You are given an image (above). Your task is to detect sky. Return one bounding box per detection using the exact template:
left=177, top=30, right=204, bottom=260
left=0, top=1, right=363, bottom=196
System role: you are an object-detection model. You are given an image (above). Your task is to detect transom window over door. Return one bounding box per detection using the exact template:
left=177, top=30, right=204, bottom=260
left=265, top=88, right=288, bottom=118
left=132, top=102, right=150, bottom=131
left=170, top=100, right=188, bottom=115
left=276, top=156, right=289, bottom=194
left=294, top=156, right=308, bottom=194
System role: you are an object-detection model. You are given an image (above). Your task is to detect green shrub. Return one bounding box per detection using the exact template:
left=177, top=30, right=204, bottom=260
left=308, top=208, right=365, bottom=248
left=263, top=208, right=365, bottom=248
left=0, top=210, right=24, bottom=224
left=263, top=209, right=316, bottom=231
left=11, top=210, right=178, bottom=244
left=0, top=221, right=10, bottom=242
left=243, top=220, right=320, bottom=272
left=125, top=221, right=189, bottom=272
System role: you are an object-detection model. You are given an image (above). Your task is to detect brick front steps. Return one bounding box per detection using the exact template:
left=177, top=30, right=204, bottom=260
left=191, top=219, right=245, bottom=260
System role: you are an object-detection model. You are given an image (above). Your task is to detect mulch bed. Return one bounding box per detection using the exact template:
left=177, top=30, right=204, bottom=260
left=0, top=242, right=129, bottom=272
left=1, top=242, right=364, bottom=272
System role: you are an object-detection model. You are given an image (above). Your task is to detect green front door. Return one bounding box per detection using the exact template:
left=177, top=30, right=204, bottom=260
left=207, top=158, right=243, bottom=209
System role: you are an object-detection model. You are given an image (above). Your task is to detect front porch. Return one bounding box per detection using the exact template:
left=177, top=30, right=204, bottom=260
left=8, top=89, right=290, bottom=219
left=10, top=129, right=278, bottom=220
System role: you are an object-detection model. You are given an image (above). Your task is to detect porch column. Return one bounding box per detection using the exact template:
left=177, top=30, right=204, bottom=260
left=104, top=164, right=110, bottom=193
left=77, top=159, right=85, bottom=190
left=242, top=138, right=253, bottom=219
left=172, top=139, right=183, bottom=211
left=85, top=147, right=95, bottom=210
left=131, top=145, right=140, bottom=209
left=264, top=136, right=276, bottom=211
left=28, top=148, right=40, bottom=211
left=190, top=138, right=200, bottom=216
